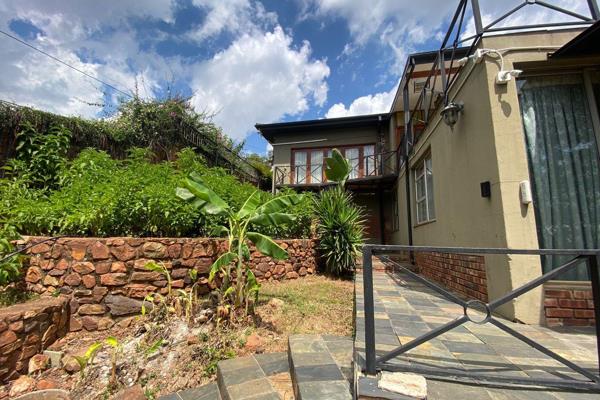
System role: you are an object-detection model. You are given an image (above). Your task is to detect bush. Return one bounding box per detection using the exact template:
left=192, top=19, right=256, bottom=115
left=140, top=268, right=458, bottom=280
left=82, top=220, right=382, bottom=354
left=313, top=188, right=364, bottom=276
left=0, top=224, right=25, bottom=286
left=1, top=148, right=312, bottom=239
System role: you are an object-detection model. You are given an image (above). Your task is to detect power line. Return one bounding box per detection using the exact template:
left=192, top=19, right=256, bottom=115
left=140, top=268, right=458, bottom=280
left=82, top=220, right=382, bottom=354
left=0, top=29, right=133, bottom=98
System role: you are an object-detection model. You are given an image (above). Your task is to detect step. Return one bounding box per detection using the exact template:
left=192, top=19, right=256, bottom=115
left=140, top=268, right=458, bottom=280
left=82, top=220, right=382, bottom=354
left=158, top=382, right=221, bottom=400
left=217, top=352, right=293, bottom=400
left=288, top=334, right=353, bottom=400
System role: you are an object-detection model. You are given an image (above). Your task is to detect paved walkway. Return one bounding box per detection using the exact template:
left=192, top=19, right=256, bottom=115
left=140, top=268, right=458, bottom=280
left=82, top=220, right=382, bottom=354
left=355, top=267, right=600, bottom=399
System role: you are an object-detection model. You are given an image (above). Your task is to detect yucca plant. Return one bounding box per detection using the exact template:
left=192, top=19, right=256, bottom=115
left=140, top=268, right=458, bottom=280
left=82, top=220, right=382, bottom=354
left=313, top=149, right=365, bottom=276
left=176, top=172, right=302, bottom=316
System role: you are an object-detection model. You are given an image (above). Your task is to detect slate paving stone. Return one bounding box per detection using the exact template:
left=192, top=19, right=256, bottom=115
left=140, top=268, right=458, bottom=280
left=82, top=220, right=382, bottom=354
left=294, top=363, right=346, bottom=382
left=220, top=365, right=265, bottom=387
left=254, top=352, right=289, bottom=376
left=178, top=384, right=220, bottom=400
left=443, top=340, right=499, bottom=355
left=297, top=380, right=352, bottom=400
left=226, top=378, right=275, bottom=400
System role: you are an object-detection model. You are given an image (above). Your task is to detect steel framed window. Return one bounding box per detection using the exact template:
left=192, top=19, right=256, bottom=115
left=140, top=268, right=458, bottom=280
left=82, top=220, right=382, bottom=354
left=414, top=154, right=435, bottom=224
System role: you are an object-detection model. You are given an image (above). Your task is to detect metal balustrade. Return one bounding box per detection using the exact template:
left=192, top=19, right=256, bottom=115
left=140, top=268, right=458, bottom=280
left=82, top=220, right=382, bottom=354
left=361, top=244, right=600, bottom=390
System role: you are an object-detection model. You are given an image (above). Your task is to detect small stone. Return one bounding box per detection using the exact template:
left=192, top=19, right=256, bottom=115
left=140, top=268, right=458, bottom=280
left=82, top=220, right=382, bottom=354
left=62, top=355, right=81, bottom=373
left=78, top=304, right=106, bottom=315
left=43, top=350, right=64, bottom=368
left=72, top=262, right=95, bottom=274
left=187, top=335, right=199, bottom=345
left=142, top=242, right=167, bottom=258
left=100, top=273, right=128, bottom=286
left=28, top=354, right=49, bottom=374
left=91, top=241, right=110, bottom=260
left=81, top=316, right=99, bottom=331
left=116, top=317, right=134, bottom=329
left=36, top=379, right=58, bottom=390
left=82, top=275, right=96, bottom=288
left=111, top=261, right=127, bottom=273
left=70, top=242, right=87, bottom=260
left=0, top=330, right=17, bottom=347
left=97, top=317, right=114, bottom=331
left=9, top=375, right=35, bottom=397
left=378, top=372, right=427, bottom=399
left=69, top=316, right=83, bottom=332
left=114, top=384, right=145, bottom=400
left=25, top=267, right=43, bottom=283
left=43, top=275, right=60, bottom=286
left=244, top=333, right=264, bottom=353
left=285, top=271, right=299, bottom=279
left=105, top=295, right=144, bottom=317
left=64, top=272, right=82, bottom=286
left=111, top=245, right=136, bottom=261
left=95, top=262, right=111, bottom=274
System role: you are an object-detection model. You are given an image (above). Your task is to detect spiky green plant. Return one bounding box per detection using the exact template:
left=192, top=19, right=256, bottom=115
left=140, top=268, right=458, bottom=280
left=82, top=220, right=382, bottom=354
left=313, top=149, right=365, bottom=276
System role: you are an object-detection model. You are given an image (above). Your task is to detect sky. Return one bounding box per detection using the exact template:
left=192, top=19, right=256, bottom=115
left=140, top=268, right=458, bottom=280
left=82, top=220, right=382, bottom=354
left=0, top=0, right=593, bottom=155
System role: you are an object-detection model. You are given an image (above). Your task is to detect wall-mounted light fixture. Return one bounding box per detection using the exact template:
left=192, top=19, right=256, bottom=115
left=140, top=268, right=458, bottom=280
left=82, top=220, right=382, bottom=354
left=440, top=102, right=464, bottom=127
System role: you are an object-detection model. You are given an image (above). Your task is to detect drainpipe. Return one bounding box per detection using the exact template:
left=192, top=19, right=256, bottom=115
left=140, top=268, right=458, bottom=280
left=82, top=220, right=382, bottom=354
left=402, top=84, right=414, bottom=264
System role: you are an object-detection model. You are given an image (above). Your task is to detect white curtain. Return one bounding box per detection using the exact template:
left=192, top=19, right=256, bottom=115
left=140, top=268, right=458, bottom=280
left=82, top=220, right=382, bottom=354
left=345, top=148, right=359, bottom=179
left=294, top=151, right=307, bottom=184
left=518, top=74, right=600, bottom=280
left=311, top=150, right=323, bottom=183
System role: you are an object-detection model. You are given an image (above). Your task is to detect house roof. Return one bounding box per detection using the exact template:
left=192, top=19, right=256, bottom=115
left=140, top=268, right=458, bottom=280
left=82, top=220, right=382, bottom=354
left=255, top=113, right=390, bottom=143
left=550, top=20, right=600, bottom=58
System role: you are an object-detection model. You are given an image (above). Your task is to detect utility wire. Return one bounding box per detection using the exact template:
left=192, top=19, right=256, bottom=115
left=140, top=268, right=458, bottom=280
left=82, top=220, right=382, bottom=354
left=0, top=29, right=133, bottom=98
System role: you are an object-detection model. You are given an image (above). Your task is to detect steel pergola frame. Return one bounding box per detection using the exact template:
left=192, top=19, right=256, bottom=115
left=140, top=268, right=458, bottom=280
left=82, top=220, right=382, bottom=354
left=361, top=244, right=600, bottom=391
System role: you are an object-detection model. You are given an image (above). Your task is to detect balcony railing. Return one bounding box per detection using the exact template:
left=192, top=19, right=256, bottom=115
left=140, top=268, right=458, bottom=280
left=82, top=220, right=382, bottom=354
left=274, top=150, right=398, bottom=186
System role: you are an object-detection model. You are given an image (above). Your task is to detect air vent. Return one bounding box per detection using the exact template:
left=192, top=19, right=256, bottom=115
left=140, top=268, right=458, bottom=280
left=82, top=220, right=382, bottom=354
left=413, top=80, right=427, bottom=93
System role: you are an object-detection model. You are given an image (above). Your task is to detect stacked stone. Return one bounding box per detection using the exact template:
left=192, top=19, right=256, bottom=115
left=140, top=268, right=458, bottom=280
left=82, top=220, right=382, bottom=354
left=0, top=296, right=69, bottom=381
left=22, top=237, right=317, bottom=332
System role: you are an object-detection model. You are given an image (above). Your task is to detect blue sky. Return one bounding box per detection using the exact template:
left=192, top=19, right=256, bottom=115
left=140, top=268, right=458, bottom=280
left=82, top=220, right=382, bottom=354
left=0, top=0, right=591, bottom=155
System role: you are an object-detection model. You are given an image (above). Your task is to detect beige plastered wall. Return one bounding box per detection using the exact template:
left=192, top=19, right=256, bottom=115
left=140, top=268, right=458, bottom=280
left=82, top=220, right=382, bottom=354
left=389, top=29, right=584, bottom=323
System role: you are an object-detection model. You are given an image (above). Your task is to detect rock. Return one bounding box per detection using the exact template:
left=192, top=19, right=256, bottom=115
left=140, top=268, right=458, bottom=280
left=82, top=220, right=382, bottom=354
left=63, top=272, right=82, bottom=286
left=0, top=330, right=17, bottom=347
left=187, top=335, right=199, bottom=345
left=36, top=379, right=58, bottom=390
left=70, top=242, right=87, bottom=260
left=25, top=267, right=43, bottom=283
left=42, top=324, right=58, bottom=347
left=142, top=242, right=167, bottom=258
left=245, top=333, right=264, bottom=353
left=69, top=317, right=83, bottom=332
left=82, top=275, right=96, bottom=288
left=111, top=245, right=136, bottom=261
left=43, top=350, right=64, bottom=368
left=72, top=262, right=95, bottom=275
left=43, top=275, right=60, bottom=287
left=105, top=295, right=144, bottom=317
left=116, top=317, right=134, bottom=329
left=100, top=273, right=128, bottom=286
left=9, top=375, right=35, bottom=397
left=91, top=241, right=110, bottom=260
left=55, top=259, right=69, bottom=270
left=81, top=316, right=99, bottom=331
left=92, top=286, right=109, bottom=302
left=268, top=298, right=285, bottom=309
left=95, top=262, right=111, bottom=274
left=111, top=261, right=127, bottom=273
left=78, top=304, right=106, bottom=315
left=286, top=271, right=299, bottom=279
left=28, top=354, right=49, bottom=374
left=167, top=244, right=182, bottom=258
left=114, top=384, right=145, bottom=400
left=62, top=355, right=81, bottom=373
left=125, top=284, right=156, bottom=299
left=97, top=317, right=114, bottom=331
left=378, top=372, right=427, bottom=399
left=130, top=271, right=162, bottom=282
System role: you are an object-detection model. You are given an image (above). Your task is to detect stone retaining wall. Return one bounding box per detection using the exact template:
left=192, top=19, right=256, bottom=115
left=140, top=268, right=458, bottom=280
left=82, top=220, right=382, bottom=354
left=415, top=252, right=488, bottom=302
left=544, top=281, right=595, bottom=327
left=0, top=296, right=69, bottom=381
left=21, top=237, right=317, bottom=331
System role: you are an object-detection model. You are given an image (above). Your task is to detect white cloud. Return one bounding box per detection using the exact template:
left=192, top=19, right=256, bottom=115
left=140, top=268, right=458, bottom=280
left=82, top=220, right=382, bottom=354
left=190, top=26, right=329, bottom=140
left=325, top=86, right=395, bottom=118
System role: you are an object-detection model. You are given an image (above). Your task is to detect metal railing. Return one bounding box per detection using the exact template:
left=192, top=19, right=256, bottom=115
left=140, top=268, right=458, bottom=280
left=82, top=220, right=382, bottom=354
left=273, top=150, right=398, bottom=186
left=400, top=0, right=599, bottom=156
left=361, top=244, right=600, bottom=390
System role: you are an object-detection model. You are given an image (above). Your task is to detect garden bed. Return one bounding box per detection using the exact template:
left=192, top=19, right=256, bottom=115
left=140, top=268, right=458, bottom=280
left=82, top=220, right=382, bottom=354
left=0, top=275, right=353, bottom=399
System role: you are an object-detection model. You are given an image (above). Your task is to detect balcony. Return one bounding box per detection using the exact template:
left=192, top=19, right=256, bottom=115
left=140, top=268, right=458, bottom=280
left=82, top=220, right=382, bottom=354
left=273, top=150, right=399, bottom=191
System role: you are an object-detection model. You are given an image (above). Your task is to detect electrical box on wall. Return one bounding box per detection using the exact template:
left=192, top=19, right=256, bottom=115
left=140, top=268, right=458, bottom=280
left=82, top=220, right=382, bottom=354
left=520, top=180, right=532, bottom=204
left=480, top=181, right=491, bottom=198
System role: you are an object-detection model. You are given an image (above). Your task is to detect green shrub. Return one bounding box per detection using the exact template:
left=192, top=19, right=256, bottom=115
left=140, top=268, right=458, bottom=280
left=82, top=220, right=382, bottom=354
left=0, top=224, right=25, bottom=286
left=1, top=148, right=312, bottom=238
left=313, top=149, right=365, bottom=276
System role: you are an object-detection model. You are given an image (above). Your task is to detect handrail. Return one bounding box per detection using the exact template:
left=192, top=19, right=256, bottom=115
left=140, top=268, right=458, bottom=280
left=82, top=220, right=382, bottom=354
left=360, top=244, right=600, bottom=390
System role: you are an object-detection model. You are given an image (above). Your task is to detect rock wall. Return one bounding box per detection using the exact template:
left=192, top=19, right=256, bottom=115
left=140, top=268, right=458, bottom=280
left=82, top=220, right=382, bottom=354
left=21, top=237, right=317, bottom=331
left=0, top=296, right=69, bottom=381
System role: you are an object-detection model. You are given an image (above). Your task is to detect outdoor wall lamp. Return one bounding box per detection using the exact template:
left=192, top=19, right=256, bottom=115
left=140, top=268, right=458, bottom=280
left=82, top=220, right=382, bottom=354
left=440, top=102, right=463, bottom=127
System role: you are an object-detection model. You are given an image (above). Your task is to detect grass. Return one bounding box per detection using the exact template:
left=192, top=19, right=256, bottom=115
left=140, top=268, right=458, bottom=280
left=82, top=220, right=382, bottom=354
left=255, top=274, right=354, bottom=350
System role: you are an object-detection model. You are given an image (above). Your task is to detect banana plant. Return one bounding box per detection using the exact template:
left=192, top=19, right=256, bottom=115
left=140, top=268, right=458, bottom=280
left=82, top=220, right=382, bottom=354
left=176, top=172, right=302, bottom=315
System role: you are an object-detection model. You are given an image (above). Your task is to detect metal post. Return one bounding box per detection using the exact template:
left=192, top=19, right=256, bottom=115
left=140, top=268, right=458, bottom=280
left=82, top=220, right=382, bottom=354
left=402, top=84, right=414, bottom=264
left=589, top=0, right=600, bottom=20
left=588, top=253, right=600, bottom=376
left=362, top=246, right=377, bottom=375
left=439, top=50, right=447, bottom=103
left=471, top=0, right=484, bottom=35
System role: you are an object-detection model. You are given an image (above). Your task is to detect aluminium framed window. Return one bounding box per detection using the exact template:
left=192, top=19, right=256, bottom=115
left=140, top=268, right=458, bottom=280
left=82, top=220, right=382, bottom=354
left=413, top=154, right=435, bottom=224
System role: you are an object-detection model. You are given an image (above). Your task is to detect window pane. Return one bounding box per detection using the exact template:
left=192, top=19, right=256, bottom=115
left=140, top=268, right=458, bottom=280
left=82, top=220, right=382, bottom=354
left=294, top=151, right=307, bottom=184
left=415, top=175, right=425, bottom=199
left=311, top=151, right=323, bottom=183
left=345, top=148, right=359, bottom=179
left=417, top=200, right=427, bottom=224
left=426, top=157, right=435, bottom=219
left=364, top=145, right=375, bottom=176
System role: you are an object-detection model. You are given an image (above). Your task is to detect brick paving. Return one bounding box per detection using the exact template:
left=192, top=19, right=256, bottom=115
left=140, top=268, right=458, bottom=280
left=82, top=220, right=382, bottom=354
left=355, top=267, right=600, bottom=399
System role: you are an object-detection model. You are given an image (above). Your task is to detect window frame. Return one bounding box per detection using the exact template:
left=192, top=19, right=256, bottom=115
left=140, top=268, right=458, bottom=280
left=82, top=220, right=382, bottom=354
left=413, top=153, right=435, bottom=225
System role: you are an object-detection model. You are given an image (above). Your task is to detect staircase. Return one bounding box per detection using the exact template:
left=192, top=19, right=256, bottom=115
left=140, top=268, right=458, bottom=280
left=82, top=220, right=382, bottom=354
left=158, top=335, right=353, bottom=400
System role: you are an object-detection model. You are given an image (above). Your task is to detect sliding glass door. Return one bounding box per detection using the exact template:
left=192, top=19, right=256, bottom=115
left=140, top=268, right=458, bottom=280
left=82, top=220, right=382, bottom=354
left=518, top=72, right=600, bottom=280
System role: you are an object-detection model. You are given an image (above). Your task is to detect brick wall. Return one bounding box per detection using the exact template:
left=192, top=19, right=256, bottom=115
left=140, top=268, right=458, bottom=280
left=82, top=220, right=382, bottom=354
left=544, top=282, right=595, bottom=327
left=21, top=237, right=317, bottom=331
left=0, top=296, right=69, bottom=381
left=415, top=252, right=488, bottom=302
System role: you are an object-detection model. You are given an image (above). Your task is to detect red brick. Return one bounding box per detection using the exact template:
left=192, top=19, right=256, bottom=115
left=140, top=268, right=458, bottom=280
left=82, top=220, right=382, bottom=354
left=545, top=289, right=572, bottom=299
left=563, top=318, right=593, bottom=327
left=545, top=308, right=573, bottom=318
left=574, top=309, right=595, bottom=319
left=544, top=299, right=558, bottom=307
left=558, top=299, right=588, bottom=309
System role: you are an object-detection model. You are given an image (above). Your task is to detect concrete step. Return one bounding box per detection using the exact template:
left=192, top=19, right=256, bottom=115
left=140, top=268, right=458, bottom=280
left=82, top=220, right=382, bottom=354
left=217, top=352, right=292, bottom=400
left=158, top=382, right=221, bottom=400
left=288, top=334, right=353, bottom=400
